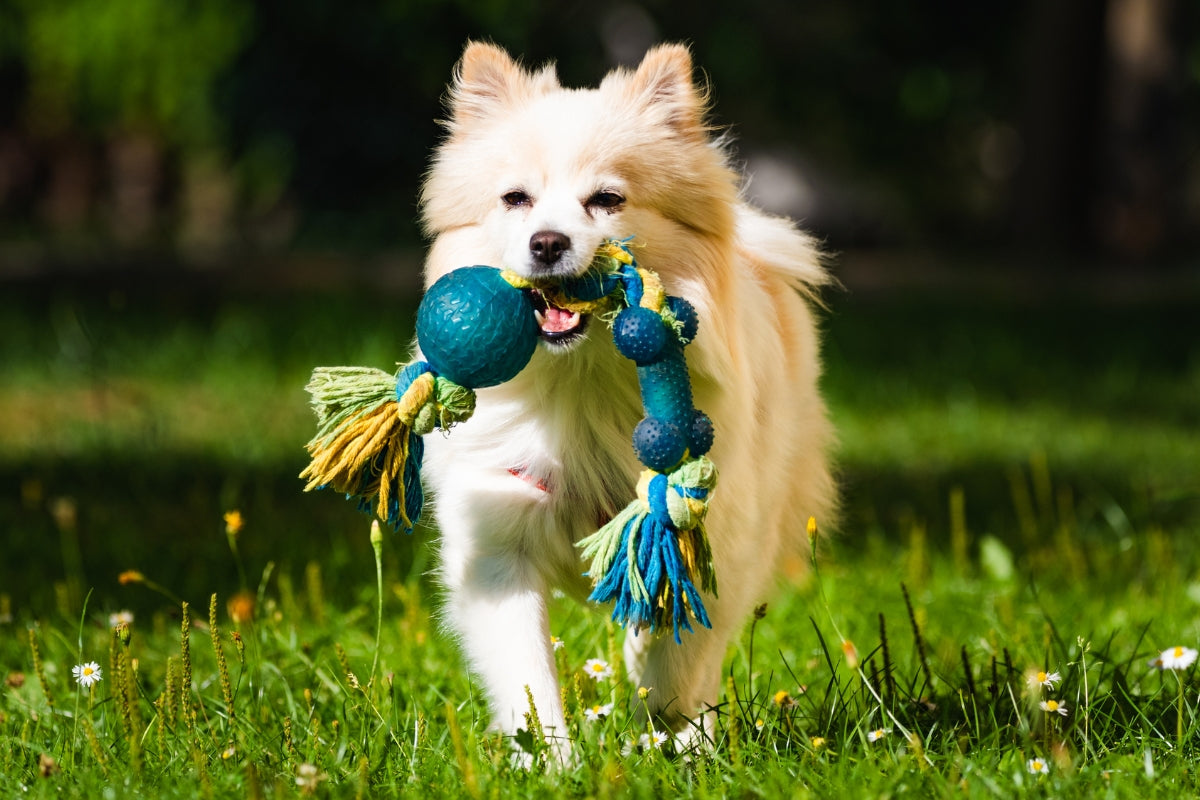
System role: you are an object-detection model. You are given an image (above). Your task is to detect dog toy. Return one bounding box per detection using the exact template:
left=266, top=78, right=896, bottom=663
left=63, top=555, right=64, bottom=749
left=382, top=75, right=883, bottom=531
left=300, top=239, right=718, bottom=641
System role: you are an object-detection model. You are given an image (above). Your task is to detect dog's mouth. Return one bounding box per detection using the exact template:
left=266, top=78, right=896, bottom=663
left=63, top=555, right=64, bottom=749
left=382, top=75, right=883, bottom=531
left=528, top=289, right=589, bottom=346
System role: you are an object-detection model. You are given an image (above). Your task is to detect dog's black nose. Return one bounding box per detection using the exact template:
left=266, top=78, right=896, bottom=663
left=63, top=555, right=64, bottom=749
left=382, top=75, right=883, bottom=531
left=529, top=231, right=571, bottom=267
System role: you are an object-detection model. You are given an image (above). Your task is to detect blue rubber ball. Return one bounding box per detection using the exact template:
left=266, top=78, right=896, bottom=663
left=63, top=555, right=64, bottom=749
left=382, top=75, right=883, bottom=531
left=632, top=417, right=688, bottom=473
left=416, top=267, right=539, bottom=388
left=613, top=306, right=668, bottom=365
left=689, top=409, right=714, bottom=456
left=667, top=296, right=700, bottom=343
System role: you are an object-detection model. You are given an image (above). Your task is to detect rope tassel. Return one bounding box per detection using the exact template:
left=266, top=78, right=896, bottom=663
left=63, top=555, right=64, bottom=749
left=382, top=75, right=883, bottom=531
left=579, top=457, right=718, bottom=642
left=300, top=362, right=473, bottom=534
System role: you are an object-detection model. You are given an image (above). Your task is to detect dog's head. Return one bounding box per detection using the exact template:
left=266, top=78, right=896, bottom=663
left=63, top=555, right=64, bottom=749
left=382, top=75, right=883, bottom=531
left=421, top=42, right=738, bottom=297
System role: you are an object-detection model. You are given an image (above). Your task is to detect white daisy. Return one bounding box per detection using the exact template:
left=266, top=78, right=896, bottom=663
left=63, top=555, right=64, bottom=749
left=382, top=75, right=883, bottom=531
left=583, top=658, right=613, bottom=681
left=108, top=610, right=134, bottom=628
left=1155, top=646, right=1198, bottom=671
left=1033, top=670, right=1060, bottom=688
left=637, top=730, right=668, bottom=749
left=867, top=727, right=892, bottom=742
left=550, top=635, right=564, bottom=651
left=584, top=703, right=613, bottom=721
left=1039, top=699, right=1068, bottom=716
left=1027, top=757, right=1049, bottom=774
left=72, top=661, right=102, bottom=688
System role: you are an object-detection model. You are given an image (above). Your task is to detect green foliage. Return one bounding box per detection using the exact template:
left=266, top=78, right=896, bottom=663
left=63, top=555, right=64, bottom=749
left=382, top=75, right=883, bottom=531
left=17, top=0, right=251, bottom=143
left=3, top=472, right=1200, bottom=797
left=1, top=285, right=1198, bottom=795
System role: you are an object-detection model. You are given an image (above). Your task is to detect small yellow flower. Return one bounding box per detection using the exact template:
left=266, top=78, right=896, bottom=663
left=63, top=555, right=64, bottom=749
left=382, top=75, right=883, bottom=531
left=550, top=635, right=564, bottom=652
left=637, top=686, right=652, bottom=700
left=754, top=719, right=765, bottom=732
left=773, top=689, right=794, bottom=708
left=117, top=570, right=144, bottom=585
left=227, top=590, right=255, bottom=624
left=810, top=736, right=827, bottom=750
left=224, top=510, right=244, bottom=536
left=222, top=746, right=236, bottom=760
left=842, top=639, right=859, bottom=670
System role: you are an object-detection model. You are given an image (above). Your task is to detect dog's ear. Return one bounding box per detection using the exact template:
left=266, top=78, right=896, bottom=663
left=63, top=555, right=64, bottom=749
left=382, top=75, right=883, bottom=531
left=448, top=41, right=559, bottom=125
left=622, top=44, right=707, bottom=138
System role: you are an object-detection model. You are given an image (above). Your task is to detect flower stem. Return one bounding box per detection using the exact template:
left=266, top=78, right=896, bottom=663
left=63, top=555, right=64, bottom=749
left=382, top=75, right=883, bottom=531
left=369, top=520, right=384, bottom=687
left=1178, top=676, right=1185, bottom=748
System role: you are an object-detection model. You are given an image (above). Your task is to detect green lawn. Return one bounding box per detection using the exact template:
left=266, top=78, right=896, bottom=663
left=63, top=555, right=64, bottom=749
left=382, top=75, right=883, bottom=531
left=2, top=271, right=1199, bottom=796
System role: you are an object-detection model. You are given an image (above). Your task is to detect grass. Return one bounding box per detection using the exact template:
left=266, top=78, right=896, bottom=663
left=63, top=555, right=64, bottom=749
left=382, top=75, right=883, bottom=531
left=2, top=270, right=1199, bottom=796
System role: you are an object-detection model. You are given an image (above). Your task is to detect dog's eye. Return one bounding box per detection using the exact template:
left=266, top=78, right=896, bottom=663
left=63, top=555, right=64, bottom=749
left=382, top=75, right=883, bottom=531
left=586, top=191, right=625, bottom=211
left=502, top=190, right=531, bottom=208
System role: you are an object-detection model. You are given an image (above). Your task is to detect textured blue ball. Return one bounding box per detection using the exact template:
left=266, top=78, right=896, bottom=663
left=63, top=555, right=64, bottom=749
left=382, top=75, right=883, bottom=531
left=416, top=267, right=538, bottom=388
left=613, top=306, right=668, bottom=365
left=632, top=417, right=688, bottom=473
left=689, top=409, right=715, bottom=456
left=667, top=296, right=700, bottom=343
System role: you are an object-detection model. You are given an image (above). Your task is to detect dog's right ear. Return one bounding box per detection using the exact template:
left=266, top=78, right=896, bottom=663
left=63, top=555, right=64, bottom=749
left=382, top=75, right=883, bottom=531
left=447, top=41, right=559, bottom=125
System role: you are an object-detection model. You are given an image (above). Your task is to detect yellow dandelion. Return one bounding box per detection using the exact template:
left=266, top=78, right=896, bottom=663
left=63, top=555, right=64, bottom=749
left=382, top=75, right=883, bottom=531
left=224, top=510, right=244, bottom=536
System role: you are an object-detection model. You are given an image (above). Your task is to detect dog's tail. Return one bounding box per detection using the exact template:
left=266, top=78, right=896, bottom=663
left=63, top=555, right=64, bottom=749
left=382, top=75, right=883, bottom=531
left=735, top=205, right=837, bottom=302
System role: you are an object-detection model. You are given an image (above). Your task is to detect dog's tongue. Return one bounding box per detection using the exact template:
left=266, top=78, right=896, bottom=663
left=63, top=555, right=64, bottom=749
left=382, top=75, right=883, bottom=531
left=539, top=306, right=580, bottom=333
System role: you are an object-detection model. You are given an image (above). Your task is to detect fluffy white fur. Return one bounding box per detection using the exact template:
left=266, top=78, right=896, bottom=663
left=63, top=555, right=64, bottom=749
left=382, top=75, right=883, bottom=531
left=418, top=41, right=836, bottom=750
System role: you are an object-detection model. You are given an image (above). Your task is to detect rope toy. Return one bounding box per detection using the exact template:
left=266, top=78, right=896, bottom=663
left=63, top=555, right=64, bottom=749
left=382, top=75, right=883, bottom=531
left=300, top=239, right=718, bottom=642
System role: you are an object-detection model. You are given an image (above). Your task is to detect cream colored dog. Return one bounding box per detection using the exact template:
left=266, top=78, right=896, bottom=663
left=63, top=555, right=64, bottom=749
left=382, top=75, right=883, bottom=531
left=418, top=41, right=835, bottom=750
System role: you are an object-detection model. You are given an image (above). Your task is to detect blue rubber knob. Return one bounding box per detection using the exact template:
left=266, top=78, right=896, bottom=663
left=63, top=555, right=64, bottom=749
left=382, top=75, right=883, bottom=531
left=613, top=306, right=668, bottom=365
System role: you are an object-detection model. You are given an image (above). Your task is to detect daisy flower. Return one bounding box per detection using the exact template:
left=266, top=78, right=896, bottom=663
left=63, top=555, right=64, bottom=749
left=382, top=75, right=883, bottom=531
left=1027, top=757, right=1049, bottom=774
left=72, top=662, right=102, bottom=688
left=1031, top=670, right=1060, bottom=689
left=637, top=730, right=668, bottom=749
left=295, top=763, right=326, bottom=792
left=583, top=658, right=613, bottom=681
left=1153, top=646, right=1198, bottom=671
left=1039, top=699, right=1068, bottom=716
left=867, top=728, right=892, bottom=742
left=584, top=703, right=613, bottom=722
left=550, top=635, right=564, bottom=651
left=108, top=610, right=134, bottom=628
left=754, top=719, right=765, bottom=732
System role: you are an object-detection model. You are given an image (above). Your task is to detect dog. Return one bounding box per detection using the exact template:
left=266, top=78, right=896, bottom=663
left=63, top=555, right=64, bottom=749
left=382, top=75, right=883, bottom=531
left=417, top=41, right=836, bottom=751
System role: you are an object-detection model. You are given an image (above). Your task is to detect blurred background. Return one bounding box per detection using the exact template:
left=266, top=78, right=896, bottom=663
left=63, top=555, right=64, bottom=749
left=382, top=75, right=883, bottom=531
left=2, top=0, right=1199, bottom=266
left=1, top=1, right=1198, bottom=616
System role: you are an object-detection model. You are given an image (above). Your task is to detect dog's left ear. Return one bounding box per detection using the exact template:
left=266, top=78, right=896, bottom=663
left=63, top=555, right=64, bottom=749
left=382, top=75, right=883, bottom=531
left=448, top=41, right=559, bottom=125
left=622, top=44, right=706, bottom=138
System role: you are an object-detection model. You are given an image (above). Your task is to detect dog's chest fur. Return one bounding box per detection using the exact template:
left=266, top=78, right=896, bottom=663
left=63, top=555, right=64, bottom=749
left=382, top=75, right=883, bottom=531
left=424, top=328, right=646, bottom=586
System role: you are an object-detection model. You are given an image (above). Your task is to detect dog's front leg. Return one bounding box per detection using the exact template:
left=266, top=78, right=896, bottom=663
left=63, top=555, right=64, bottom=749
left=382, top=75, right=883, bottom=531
left=439, top=533, right=568, bottom=755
